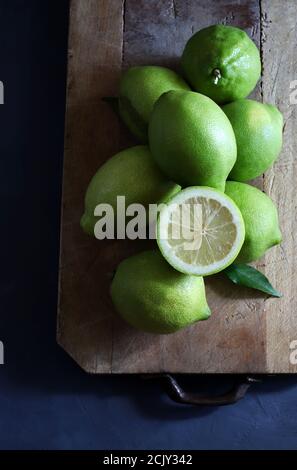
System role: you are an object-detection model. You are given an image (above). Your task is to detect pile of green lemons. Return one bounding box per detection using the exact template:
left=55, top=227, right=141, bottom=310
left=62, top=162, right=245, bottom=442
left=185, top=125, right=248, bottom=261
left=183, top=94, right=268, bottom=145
left=81, top=25, right=283, bottom=334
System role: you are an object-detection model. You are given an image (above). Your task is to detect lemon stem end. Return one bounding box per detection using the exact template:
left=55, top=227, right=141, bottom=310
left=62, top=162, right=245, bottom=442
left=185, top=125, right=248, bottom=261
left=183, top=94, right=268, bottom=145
left=212, top=68, right=222, bottom=85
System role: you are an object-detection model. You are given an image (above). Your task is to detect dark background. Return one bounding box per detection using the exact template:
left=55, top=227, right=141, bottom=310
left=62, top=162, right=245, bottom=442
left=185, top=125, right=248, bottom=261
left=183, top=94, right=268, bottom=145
left=0, top=0, right=296, bottom=450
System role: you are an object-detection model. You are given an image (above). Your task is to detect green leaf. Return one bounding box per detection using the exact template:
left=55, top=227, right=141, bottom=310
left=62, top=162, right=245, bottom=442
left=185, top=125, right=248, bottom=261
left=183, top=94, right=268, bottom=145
left=224, top=263, right=282, bottom=298
left=102, top=96, right=119, bottom=117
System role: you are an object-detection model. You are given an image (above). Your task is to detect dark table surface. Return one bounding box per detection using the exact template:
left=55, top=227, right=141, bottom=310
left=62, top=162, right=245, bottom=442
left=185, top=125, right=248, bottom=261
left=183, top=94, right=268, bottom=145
left=0, top=0, right=297, bottom=450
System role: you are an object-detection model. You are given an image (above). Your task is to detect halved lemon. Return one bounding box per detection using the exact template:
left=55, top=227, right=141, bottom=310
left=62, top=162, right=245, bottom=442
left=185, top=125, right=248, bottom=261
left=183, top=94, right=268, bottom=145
left=157, top=186, right=245, bottom=276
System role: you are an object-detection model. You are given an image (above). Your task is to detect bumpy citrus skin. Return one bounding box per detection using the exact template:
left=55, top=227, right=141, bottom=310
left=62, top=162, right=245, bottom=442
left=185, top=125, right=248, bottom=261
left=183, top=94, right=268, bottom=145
left=181, top=25, right=261, bottom=104
left=80, top=146, right=180, bottom=236
left=223, top=99, right=283, bottom=181
left=148, top=90, right=237, bottom=190
left=225, top=181, right=282, bottom=263
left=119, top=66, right=190, bottom=142
left=111, top=250, right=211, bottom=334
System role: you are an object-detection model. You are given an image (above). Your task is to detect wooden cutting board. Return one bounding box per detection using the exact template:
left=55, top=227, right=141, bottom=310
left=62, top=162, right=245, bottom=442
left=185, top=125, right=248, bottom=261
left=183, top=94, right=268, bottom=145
left=58, top=0, right=297, bottom=374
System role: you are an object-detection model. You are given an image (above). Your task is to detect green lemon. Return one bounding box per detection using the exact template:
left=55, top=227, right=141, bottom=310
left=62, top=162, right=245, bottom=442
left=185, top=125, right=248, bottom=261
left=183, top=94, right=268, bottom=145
left=119, top=66, right=190, bottom=142
left=81, top=146, right=180, bottom=236
left=223, top=99, right=283, bottom=181
left=181, top=25, right=261, bottom=104
left=111, top=250, right=211, bottom=334
left=225, top=181, right=282, bottom=263
left=148, top=90, right=237, bottom=191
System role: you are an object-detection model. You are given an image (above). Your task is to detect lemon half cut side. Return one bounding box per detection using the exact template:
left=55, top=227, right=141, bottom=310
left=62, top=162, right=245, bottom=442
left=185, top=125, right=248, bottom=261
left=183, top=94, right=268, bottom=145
left=157, top=187, right=245, bottom=276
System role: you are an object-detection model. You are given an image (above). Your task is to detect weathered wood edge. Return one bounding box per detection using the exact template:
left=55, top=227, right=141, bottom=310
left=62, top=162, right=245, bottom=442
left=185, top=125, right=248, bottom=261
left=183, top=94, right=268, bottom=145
left=56, top=0, right=74, bottom=359
left=57, top=0, right=126, bottom=373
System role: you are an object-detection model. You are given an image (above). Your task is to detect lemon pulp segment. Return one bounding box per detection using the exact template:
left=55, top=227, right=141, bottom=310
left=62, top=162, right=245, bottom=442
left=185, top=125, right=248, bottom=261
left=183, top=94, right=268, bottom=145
left=157, top=187, right=245, bottom=276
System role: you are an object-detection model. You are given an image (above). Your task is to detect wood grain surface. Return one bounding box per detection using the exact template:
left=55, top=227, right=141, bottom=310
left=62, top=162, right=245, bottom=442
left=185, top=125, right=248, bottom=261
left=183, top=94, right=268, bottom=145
left=262, top=0, right=297, bottom=372
left=58, top=0, right=297, bottom=373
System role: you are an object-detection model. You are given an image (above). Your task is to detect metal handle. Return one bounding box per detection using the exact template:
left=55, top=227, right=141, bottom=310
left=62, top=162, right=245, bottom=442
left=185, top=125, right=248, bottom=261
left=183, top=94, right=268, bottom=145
left=145, top=374, right=259, bottom=406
